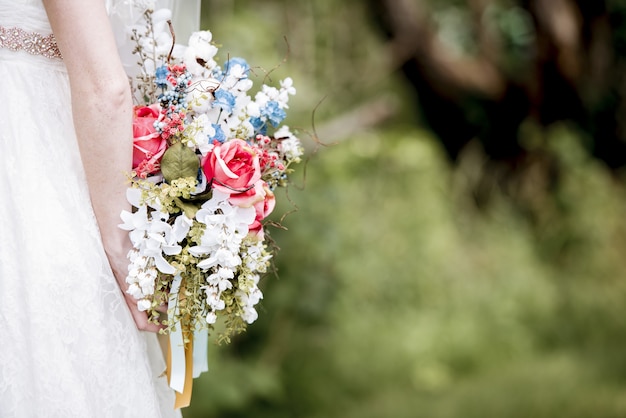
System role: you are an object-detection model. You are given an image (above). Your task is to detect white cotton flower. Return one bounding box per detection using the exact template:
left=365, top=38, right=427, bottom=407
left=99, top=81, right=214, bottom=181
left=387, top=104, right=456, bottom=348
left=151, top=10, right=173, bottom=37
left=169, top=44, right=187, bottom=62
left=184, top=48, right=217, bottom=76
left=187, top=31, right=218, bottom=60
left=189, top=30, right=213, bottom=44
left=151, top=8, right=172, bottom=24
left=183, top=32, right=218, bottom=75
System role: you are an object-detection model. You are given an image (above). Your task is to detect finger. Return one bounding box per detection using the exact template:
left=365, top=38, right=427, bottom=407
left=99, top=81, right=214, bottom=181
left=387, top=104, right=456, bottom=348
left=126, top=301, right=165, bottom=333
left=131, top=308, right=165, bottom=333
left=155, top=302, right=168, bottom=314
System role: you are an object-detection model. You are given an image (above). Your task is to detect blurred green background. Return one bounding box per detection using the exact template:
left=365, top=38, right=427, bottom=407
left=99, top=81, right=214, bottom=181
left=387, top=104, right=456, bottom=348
left=185, top=1, right=626, bottom=417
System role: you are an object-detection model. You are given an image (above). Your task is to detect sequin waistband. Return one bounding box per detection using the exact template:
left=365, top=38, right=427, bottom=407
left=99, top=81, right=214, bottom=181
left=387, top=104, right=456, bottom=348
left=0, top=26, right=61, bottom=60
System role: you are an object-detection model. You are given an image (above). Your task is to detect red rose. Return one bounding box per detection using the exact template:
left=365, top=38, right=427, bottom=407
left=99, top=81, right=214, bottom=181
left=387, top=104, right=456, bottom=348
left=132, top=104, right=167, bottom=178
left=202, top=139, right=261, bottom=195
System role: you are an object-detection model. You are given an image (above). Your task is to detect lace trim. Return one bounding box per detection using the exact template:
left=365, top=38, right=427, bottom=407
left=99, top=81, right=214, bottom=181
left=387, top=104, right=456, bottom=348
left=0, top=26, right=61, bottom=59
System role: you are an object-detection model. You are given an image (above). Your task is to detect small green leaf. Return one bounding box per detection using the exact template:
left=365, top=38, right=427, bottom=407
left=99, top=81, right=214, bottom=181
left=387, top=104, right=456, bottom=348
left=161, top=142, right=200, bottom=183
left=173, top=197, right=199, bottom=219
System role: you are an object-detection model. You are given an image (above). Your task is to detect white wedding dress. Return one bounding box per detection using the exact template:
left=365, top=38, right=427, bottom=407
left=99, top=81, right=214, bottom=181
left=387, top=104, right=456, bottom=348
left=0, top=1, right=183, bottom=417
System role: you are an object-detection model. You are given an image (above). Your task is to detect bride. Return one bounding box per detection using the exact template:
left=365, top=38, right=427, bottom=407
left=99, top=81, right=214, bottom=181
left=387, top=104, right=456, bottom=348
left=0, top=0, right=196, bottom=416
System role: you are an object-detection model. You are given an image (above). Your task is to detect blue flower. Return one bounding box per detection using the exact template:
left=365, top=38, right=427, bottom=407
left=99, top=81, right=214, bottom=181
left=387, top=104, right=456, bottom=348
left=155, top=65, right=169, bottom=88
left=211, top=67, right=224, bottom=80
left=211, top=123, right=226, bottom=143
left=213, top=89, right=236, bottom=113
left=224, top=57, right=250, bottom=78
left=262, top=101, right=286, bottom=127
left=249, top=116, right=265, bottom=134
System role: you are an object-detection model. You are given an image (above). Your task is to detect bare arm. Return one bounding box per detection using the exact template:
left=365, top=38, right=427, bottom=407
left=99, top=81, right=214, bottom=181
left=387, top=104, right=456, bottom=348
left=43, top=0, right=161, bottom=332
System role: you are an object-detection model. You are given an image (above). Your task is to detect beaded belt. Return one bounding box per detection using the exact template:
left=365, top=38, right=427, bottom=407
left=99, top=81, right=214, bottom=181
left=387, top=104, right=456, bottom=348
left=0, top=26, right=61, bottom=59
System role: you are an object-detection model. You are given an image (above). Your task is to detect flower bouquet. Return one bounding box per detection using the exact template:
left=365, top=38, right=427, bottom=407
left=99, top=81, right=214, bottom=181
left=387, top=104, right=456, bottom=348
left=116, top=6, right=302, bottom=407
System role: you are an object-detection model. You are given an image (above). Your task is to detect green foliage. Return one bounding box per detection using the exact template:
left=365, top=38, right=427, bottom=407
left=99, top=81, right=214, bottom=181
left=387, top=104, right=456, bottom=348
left=181, top=2, right=626, bottom=417
left=183, top=125, right=626, bottom=418
left=161, top=142, right=200, bottom=184
left=200, top=0, right=389, bottom=125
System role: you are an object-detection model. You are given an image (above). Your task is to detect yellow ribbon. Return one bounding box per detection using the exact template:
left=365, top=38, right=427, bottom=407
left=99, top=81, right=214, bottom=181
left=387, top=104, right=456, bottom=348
left=164, top=275, right=209, bottom=409
left=167, top=336, right=194, bottom=409
left=166, top=274, right=194, bottom=409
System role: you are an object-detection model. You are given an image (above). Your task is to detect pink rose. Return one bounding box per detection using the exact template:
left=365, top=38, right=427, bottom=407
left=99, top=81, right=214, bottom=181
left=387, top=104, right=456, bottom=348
left=229, top=180, right=265, bottom=208
left=247, top=181, right=276, bottom=240
left=202, top=139, right=261, bottom=194
left=132, top=104, right=167, bottom=178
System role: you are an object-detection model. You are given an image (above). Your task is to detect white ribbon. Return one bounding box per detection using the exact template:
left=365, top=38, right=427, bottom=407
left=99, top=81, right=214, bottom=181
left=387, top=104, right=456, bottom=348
left=168, top=274, right=186, bottom=393
left=192, top=326, right=209, bottom=378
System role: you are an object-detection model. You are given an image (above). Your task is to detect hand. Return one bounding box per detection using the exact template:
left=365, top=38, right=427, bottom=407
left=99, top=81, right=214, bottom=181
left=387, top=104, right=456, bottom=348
left=122, top=293, right=165, bottom=333
left=107, top=247, right=166, bottom=333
